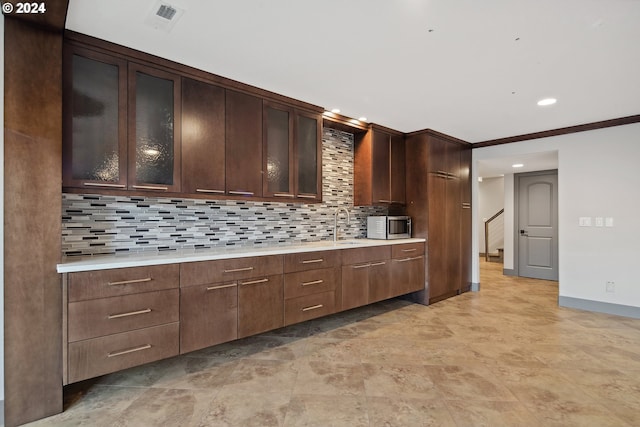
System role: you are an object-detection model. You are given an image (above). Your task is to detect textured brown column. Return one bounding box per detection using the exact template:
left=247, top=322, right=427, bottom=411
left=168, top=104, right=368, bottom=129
left=4, top=4, right=67, bottom=424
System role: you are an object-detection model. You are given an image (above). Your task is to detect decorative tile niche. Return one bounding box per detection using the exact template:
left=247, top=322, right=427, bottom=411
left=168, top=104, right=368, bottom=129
left=62, top=128, right=387, bottom=257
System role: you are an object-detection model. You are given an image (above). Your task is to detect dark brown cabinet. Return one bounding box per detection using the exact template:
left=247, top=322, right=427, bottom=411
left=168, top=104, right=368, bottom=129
left=181, top=77, right=226, bottom=195
left=341, top=245, right=391, bottom=310
left=263, top=102, right=322, bottom=201
left=354, top=125, right=405, bottom=206
left=405, top=130, right=471, bottom=304
left=390, top=243, right=426, bottom=296
left=226, top=90, right=264, bottom=198
left=63, top=47, right=127, bottom=190
left=64, top=47, right=182, bottom=193
left=460, top=147, right=472, bottom=293
left=238, top=274, right=284, bottom=338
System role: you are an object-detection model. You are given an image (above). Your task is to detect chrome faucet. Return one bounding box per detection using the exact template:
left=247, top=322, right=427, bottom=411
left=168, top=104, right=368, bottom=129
left=333, top=207, right=351, bottom=242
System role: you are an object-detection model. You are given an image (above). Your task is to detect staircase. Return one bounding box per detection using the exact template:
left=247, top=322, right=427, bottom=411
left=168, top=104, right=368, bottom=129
left=484, top=209, right=504, bottom=263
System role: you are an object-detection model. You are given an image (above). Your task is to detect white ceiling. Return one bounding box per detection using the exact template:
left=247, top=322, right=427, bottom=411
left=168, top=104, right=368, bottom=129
left=66, top=0, right=640, bottom=143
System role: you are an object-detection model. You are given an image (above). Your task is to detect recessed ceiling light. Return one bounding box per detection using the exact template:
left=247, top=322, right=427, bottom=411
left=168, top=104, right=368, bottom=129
left=358, top=117, right=367, bottom=122
left=512, top=163, right=524, bottom=168
left=331, top=108, right=341, bottom=114
left=537, top=98, right=557, bottom=106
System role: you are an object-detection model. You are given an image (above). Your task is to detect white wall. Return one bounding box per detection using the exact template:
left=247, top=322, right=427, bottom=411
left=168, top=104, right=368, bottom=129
left=472, top=122, right=640, bottom=308
left=478, top=176, right=504, bottom=255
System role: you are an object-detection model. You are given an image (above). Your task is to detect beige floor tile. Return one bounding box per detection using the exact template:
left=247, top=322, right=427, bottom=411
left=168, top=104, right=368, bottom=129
left=362, top=363, right=441, bottom=399
left=366, top=396, right=456, bottom=427
left=293, top=359, right=365, bottom=397
left=284, top=394, right=369, bottom=427
left=195, top=390, right=290, bottom=427
left=445, top=399, right=539, bottom=427
left=220, top=358, right=299, bottom=395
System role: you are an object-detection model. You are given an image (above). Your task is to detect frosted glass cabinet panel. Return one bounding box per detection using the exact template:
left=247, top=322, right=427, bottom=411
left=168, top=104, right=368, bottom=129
left=264, top=104, right=293, bottom=197
left=128, top=64, right=181, bottom=192
left=63, top=48, right=127, bottom=189
left=296, top=112, right=321, bottom=199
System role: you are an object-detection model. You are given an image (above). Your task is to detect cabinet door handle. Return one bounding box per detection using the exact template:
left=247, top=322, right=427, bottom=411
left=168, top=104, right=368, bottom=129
left=302, top=279, right=324, bottom=287
left=83, top=182, right=127, bottom=189
left=377, top=200, right=391, bottom=204
left=224, top=266, right=254, bottom=273
left=370, top=261, right=386, bottom=267
left=228, top=190, right=254, bottom=196
left=391, top=201, right=405, bottom=204
left=240, top=278, right=269, bottom=286
left=107, top=308, right=152, bottom=320
left=297, top=194, right=317, bottom=199
left=131, top=185, right=169, bottom=191
left=410, top=255, right=424, bottom=261
left=196, top=188, right=225, bottom=194
left=401, top=248, right=417, bottom=252
left=108, top=277, right=152, bottom=286
left=352, top=263, right=371, bottom=269
left=301, top=258, right=324, bottom=264
left=302, top=304, right=324, bottom=312
left=107, top=344, right=152, bottom=358
left=273, top=193, right=295, bottom=198
left=206, top=283, right=237, bottom=291
left=394, top=257, right=413, bottom=263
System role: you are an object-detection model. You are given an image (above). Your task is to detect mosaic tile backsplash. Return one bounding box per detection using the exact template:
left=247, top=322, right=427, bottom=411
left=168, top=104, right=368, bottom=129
left=62, top=128, right=387, bottom=257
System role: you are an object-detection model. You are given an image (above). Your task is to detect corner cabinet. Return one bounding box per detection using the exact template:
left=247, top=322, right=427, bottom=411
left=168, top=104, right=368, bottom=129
left=354, top=125, right=405, bottom=206
left=263, top=102, right=322, bottom=202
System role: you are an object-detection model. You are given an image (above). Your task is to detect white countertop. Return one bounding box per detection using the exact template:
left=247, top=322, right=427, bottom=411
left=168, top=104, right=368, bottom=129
left=57, top=238, right=426, bottom=273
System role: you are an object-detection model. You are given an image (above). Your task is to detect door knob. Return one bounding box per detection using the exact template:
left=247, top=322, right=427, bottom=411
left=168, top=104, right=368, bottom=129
left=520, top=229, right=528, bottom=236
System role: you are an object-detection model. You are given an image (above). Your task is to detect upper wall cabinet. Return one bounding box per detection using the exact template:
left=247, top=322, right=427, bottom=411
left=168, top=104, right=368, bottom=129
left=128, top=63, right=181, bottom=192
left=63, top=34, right=322, bottom=202
left=63, top=46, right=181, bottom=193
left=63, top=47, right=128, bottom=190
left=263, top=102, right=322, bottom=201
left=354, top=125, right=405, bottom=206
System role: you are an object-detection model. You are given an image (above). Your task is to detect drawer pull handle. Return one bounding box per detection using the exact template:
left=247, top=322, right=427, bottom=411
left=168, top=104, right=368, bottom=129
left=394, top=257, right=413, bottom=263
left=301, top=258, right=324, bottom=264
left=402, top=248, right=417, bottom=252
left=228, top=190, right=254, bottom=196
left=240, top=278, right=269, bottom=286
left=107, top=344, right=152, bottom=358
left=196, top=188, right=225, bottom=194
left=207, top=283, right=238, bottom=291
left=370, top=261, right=386, bottom=267
left=83, top=182, right=126, bottom=189
left=352, top=263, right=371, bottom=269
left=131, top=185, right=168, bottom=191
left=297, top=194, right=317, bottom=199
left=224, top=267, right=254, bottom=273
left=302, top=279, right=324, bottom=287
left=302, top=304, right=324, bottom=312
left=108, top=277, right=152, bottom=286
left=108, top=308, right=152, bottom=319
left=273, top=193, right=295, bottom=198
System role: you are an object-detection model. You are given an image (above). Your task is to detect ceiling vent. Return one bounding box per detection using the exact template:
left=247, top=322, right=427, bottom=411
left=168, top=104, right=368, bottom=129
left=145, top=1, right=185, bottom=33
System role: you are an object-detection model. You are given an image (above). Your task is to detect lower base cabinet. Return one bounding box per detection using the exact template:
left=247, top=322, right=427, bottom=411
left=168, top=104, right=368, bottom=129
left=238, top=274, right=284, bottom=338
left=180, top=282, right=238, bottom=354
left=64, top=242, right=426, bottom=384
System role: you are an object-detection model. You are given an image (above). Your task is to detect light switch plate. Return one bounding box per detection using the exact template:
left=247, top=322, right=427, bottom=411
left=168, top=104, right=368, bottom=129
left=579, top=217, right=592, bottom=227
left=595, top=217, right=604, bottom=227
left=605, top=217, right=614, bottom=227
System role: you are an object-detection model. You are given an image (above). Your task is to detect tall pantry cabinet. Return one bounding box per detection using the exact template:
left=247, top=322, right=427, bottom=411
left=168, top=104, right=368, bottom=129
left=405, top=130, right=472, bottom=304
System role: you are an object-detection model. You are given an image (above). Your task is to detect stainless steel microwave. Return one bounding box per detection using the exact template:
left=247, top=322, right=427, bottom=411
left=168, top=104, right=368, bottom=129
left=367, top=216, right=411, bottom=239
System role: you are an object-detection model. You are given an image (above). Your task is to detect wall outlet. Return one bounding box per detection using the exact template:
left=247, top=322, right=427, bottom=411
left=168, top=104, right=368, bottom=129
left=606, top=281, right=615, bottom=293
left=579, top=217, right=592, bottom=227
left=605, top=217, right=614, bottom=227
left=595, top=217, right=604, bottom=227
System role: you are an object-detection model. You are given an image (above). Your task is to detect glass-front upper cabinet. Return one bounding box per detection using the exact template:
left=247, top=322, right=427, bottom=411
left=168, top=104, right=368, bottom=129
left=263, top=102, right=322, bottom=201
left=63, top=47, right=127, bottom=189
left=128, top=64, right=181, bottom=192
left=295, top=111, right=321, bottom=200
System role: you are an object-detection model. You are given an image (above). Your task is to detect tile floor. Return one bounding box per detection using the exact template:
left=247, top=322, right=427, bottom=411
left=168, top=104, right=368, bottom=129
left=28, top=261, right=640, bottom=426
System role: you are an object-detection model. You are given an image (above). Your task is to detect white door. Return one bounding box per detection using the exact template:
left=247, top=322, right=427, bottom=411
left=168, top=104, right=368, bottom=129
left=517, top=171, right=558, bottom=280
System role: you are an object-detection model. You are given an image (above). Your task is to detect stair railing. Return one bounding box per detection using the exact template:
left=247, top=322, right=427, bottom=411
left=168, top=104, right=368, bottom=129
left=484, top=209, right=504, bottom=262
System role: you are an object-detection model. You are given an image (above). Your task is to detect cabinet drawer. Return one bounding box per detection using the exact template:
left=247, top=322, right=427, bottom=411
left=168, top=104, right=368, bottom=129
left=180, top=255, right=283, bottom=287
left=341, top=246, right=390, bottom=265
left=284, top=291, right=336, bottom=326
left=284, top=250, right=341, bottom=273
left=391, top=242, right=425, bottom=259
left=68, top=289, right=179, bottom=342
left=68, top=322, right=179, bottom=384
left=68, top=264, right=179, bottom=302
left=284, top=267, right=339, bottom=299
